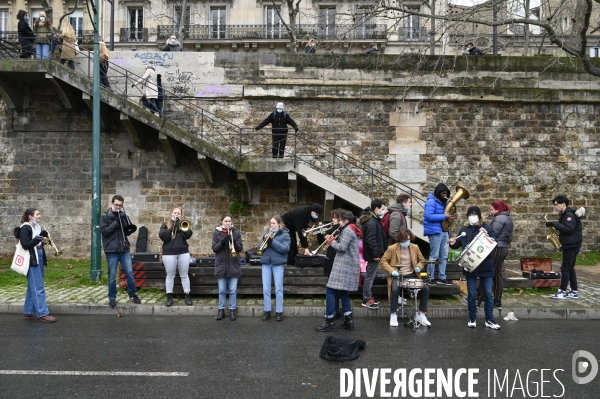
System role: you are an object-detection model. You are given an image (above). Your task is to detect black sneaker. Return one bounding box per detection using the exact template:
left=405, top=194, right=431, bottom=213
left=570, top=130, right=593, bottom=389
left=130, top=295, right=141, bottom=304
left=428, top=279, right=438, bottom=286
left=370, top=297, right=380, bottom=305
left=109, top=299, right=116, bottom=308
left=437, top=279, right=454, bottom=286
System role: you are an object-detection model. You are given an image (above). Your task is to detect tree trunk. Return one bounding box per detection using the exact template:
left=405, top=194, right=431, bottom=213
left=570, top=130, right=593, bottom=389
left=286, top=0, right=299, bottom=53
left=177, top=0, right=188, bottom=41
left=523, top=0, right=530, bottom=56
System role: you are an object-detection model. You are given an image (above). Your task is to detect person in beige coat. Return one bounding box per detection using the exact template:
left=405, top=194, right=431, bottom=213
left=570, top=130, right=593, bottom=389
left=132, top=64, right=159, bottom=114
left=59, top=21, right=77, bottom=70
left=380, top=227, right=431, bottom=327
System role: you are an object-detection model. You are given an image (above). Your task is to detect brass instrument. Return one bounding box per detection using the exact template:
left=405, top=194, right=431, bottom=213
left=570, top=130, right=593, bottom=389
left=311, top=226, right=341, bottom=255
left=302, top=222, right=332, bottom=237
left=441, top=186, right=470, bottom=232
left=544, top=214, right=562, bottom=252
left=229, top=228, right=238, bottom=258
left=40, top=225, right=62, bottom=256
left=256, top=227, right=276, bottom=255
left=118, top=207, right=137, bottom=236
left=172, top=218, right=191, bottom=239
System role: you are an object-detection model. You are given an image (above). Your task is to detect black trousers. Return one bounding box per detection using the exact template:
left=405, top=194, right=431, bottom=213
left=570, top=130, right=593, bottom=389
left=272, top=132, right=287, bottom=158
left=560, top=246, right=580, bottom=291
left=100, top=61, right=111, bottom=88
left=286, top=227, right=298, bottom=265
left=19, top=38, right=34, bottom=58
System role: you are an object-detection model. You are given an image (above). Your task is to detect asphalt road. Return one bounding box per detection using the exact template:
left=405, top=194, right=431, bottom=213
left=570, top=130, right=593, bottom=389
left=0, top=314, right=598, bottom=399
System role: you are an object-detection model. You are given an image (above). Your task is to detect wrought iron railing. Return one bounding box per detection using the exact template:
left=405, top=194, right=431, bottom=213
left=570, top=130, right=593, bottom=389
left=0, top=30, right=95, bottom=45
left=157, top=24, right=388, bottom=41
left=398, top=27, right=428, bottom=42
left=119, top=28, right=149, bottom=43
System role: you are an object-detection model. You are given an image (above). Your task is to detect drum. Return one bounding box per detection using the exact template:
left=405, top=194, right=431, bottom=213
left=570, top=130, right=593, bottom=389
left=400, top=278, right=425, bottom=289
left=457, top=231, right=497, bottom=273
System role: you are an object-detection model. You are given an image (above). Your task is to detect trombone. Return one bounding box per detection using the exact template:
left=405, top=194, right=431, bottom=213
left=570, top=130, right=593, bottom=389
left=256, top=227, right=275, bottom=255
left=301, top=222, right=332, bottom=237
left=311, top=226, right=341, bottom=255
left=40, top=225, right=62, bottom=256
left=229, top=227, right=238, bottom=258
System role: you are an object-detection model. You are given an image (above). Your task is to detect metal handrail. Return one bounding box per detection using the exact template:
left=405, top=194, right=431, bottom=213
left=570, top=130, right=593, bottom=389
left=0, top=39, right=427, bottom=219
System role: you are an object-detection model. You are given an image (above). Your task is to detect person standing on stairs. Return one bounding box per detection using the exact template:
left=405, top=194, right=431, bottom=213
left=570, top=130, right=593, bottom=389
left=255, top=102, right=299, bottom=158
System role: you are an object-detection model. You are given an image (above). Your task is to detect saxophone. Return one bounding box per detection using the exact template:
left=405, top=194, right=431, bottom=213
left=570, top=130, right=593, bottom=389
left=544, top=214, right=562, bottom=252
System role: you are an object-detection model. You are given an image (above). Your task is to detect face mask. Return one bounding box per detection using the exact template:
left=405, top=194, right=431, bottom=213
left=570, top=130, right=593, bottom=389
left=40, top=17, right=45, bottom=22
left=272, top=226, right=279, bottom=232
left=378, top=209, right=387, bottom=217
left=468, top=215, right=479, bottom=225
left=25, top=16, right=30, bottom=22
left=405, top=207, right=411, bottom=212
left=400, top=240, right=410, bottom=249
left=171, top=217, right=178, bottom=222
left=276, top=109, right=283, bottom=113
left=311, top=43, right=315, bottom=47
left=311, top=213, right=318, bottom=219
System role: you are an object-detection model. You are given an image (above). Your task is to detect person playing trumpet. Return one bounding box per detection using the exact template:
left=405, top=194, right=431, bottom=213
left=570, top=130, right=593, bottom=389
left=381, top=228, right=430, bottom=327
left=159, top=207, right=193, bottom=307
left=259, top=215, right=291, bottom=321
left=212, top=213, right=243, bottom=320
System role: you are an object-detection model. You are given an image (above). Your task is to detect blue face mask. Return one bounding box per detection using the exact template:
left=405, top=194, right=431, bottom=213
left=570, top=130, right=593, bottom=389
left=25, top=16, right=30, bottom=22
left=276, top=109, right=283, bottom=113
left=311, top=213, right=318, bottom=219
left=405, top=207, right=411, bottom=212
left=272, top=226, right=279, bottom=232
left=400, top=240, right=410, bottom=248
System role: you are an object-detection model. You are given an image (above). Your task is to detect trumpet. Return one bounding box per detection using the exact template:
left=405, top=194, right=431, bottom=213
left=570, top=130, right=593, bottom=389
left=302, top=222, right=332, bottom=237
left=256, top=227, right=276, bottom=255
left=311, top=226, right=341, bottom=255
left=229, top=228, right=238, bottom=258
left=172, top=218, right=191, bottom=239
left=544, top=214, right=562, bottom=252
left=40, top=225, right=62, bottom=256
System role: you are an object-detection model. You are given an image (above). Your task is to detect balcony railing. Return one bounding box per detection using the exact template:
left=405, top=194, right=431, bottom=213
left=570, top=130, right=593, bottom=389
left=119, top=28, right=149, bottom=43
left=0, top=30, right=95, bottom=45
left=157, top=24, right=388, bottom=41
left=398, top=27, right=428, bottom=41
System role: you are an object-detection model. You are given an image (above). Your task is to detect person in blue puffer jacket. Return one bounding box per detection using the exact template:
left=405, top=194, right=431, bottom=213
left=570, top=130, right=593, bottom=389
left=423, top=183, right=456, bottom=285
left=450, top=206, right=500, bottom=330
left=260, top=215, right=291, bottom=322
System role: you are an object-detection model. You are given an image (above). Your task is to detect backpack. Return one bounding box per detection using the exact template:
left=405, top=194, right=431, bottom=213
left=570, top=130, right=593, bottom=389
left=381, top=210, right=405, bottom=239
left=319, top=336, right=366, bottom=362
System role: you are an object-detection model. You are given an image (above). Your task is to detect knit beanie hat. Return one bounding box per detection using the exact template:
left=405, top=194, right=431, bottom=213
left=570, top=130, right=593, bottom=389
left=310, top=203, right=323, bottom=214
left=466, top=206, right=481, bottom=218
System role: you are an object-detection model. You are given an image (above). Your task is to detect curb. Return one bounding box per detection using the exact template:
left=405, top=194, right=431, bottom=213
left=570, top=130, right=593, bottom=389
left=1, top=303, right=600, bottom=319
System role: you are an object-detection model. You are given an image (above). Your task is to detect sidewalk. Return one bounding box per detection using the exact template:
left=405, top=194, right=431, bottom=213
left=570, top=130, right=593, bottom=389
left=1, top=261, right=599, bottom=320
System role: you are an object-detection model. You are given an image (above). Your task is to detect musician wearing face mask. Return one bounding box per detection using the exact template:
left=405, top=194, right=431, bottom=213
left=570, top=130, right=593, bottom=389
left=212, top=213, right=243, bottom=321
left=449, top=206, right=500, bottom=330
left=381, top=228, right=430, bottom=327
left=255, top=102, right=299, bottom=158
left=100, top=195, right=141, bottom=307
left=159, top=207, right=193, bottom=307
left=358, top=199, right=388, bottom=310
left=281, top=203, right=323, bottom=265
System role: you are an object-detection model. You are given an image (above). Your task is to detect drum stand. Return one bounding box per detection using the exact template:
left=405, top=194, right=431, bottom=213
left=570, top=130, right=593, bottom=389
left=403, top=287, right=423, bottom=331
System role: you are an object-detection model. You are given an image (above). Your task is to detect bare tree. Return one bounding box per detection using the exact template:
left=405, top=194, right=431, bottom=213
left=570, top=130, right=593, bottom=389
left=273, top=0, right=302, bottom=53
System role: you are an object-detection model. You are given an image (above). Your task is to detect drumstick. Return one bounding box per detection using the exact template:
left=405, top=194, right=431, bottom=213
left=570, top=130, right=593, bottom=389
left=453, top=232, right=466, bottom=240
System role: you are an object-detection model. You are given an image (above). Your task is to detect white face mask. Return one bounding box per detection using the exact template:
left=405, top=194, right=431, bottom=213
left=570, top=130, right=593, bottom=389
left=378, top=209, right=387, bottom=217
left=468, top=215, right=479, bottom=225
left=39, top=17, right=46, bottom=22
left=311, top=212, right=318, bottom=219
left=276, top=109, right=283, bottom=113
left=400, top=240, right=410, bottom=248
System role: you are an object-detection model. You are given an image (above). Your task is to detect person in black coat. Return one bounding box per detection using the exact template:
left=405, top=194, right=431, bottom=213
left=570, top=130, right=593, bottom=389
left=466, top=42, right=483, bottom=55
left=255, top=102, right=299, bottom=158
left=17, top=10, right=35, bottom=59
left=357, top=199, right=388, bottom=309
left=450, top=206, right=500, bottom=330
left=282, top=203, right=323, bottom=265
left=547, top=195, right=584, bottom=299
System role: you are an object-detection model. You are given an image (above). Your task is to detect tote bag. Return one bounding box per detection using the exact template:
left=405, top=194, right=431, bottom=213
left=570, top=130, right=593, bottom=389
left=11, top=242, right=30, bottom=276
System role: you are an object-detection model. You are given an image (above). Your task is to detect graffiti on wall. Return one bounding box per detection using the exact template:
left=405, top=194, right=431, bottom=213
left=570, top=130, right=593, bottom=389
left=133, top=53, right=177, bottom=68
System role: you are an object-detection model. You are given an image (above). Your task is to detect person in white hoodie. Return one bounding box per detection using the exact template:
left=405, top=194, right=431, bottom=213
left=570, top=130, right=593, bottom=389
left=132, top=63, right=159, bottom=114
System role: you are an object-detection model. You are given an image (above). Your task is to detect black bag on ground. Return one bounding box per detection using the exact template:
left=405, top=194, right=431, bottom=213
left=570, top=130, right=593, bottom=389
left=295, top=254, right=327, bottom=268
left=319, top=336, right=366, bottom=362
left=244, top=247, right=262, bottom=265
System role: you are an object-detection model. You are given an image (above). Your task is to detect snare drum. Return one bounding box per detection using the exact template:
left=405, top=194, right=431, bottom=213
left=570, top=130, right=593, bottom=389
left=457, top=231, right=497, bottom=273
left=399, top=278, right=425, bottom=289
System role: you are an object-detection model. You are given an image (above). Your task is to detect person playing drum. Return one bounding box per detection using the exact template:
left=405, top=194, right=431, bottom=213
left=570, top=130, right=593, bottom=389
left=449, top=206, right=501, bottom=330
left=381, top=228, right=431, bottom=328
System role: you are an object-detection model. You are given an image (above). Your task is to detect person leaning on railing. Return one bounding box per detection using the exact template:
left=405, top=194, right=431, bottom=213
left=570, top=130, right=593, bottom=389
left=58, top=21, right=77, bottom=70
left=99, top=37, right=111, bottom=89
left=16, top=10, right=35, bottom=59
left=33, top=12, right=55, bottom=60
left=162, top=35, right=183, bottom=51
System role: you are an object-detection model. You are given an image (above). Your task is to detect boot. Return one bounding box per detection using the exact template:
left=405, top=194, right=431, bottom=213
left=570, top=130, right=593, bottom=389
left=261, top=311, right=271, bottom=321
left=316, top=318, right=335, bottom=332
left=166, top=293, right=173, bottom=307
left=230, top=309, right=237, bottom=321
left=216, top=309, right=225, bottom=320
left=339, top=313, right=355, bottom=331
left=184, top=293, right=193, bottom=306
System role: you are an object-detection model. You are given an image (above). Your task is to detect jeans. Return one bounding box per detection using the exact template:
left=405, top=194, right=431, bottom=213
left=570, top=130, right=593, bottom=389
left=217, top=277, right=239, bottom=309
left=60, top=59, right=75, bottom=70
left=106, top=252, right=137, bottom=300
left=163, top=253, right=190, bottom=294
left=262, top=264, right=284, bottom=313
left=146, top=98, right=159, bottom=114
left=560, top=247, right=580, bottom=291
left=36, top=43, right=50, bottom=59
left=100, top=61, right=111, bottom=88
left=325, top=287, right=352, bottom=318
left=24, top=248, right=49, bottom=318
left=427, top=232, right=448, bottom=280
left=467, top=276, right=493, bottom=321
left=390, top=275, right=429, bottom=313
left=362, top=261, right=379, bottom=301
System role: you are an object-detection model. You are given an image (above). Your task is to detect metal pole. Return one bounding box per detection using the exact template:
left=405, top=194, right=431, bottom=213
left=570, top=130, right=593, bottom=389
left=90, top=0, right=102, bottom=282
left=109, top=0, right=115, bottom=51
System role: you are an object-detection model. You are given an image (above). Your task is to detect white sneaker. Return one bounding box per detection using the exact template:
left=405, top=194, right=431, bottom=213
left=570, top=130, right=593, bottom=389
left=390, top=313, right=399, bottom=327
left=416, top=313, right=431, bottom=327
left=468, top=319, right=476, bottom=328
left=485, top=320, right=501, bottom=330
left=549, top=289, right=567, bottom=299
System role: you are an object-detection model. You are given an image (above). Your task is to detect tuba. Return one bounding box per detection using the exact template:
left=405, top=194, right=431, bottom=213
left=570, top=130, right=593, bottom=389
left=544, top=214, right=562, bottom=252
left=441, top=186, right=470, bottom=232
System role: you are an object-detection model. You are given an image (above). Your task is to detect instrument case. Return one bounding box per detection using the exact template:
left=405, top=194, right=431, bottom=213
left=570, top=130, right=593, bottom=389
left=520, top=257, right=560, bottom=279
left=195, top=256, right=216, bottom=267
left=131, top=252, right=160, bottom=262
left=295, top=254, right=327, bottom=268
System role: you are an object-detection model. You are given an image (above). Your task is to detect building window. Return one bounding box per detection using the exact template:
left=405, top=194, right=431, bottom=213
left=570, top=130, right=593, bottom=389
left=318, top=7, right=336, bottom=39
left=128, top=8, right=144, bottom=41
left=401, top=10, right=421, bottom=40
left=591, top=48, right=600, bottom=58
left=265, top=6, right=282, bottom=39
left=562, top=16, right=569, bottom=32
left=0, top=10, right=8, bottom=34
left=69, top=10, right=84, bottom=43
left=210, top=7, right=226, bottom=39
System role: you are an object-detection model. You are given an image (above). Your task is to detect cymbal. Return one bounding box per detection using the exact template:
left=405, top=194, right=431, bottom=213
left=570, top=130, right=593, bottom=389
left=426, top=260, right=443, bottom=265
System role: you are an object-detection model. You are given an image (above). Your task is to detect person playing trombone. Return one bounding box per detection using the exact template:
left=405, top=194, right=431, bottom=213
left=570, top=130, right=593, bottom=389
left=100, top=195, right=141, bottom=308
left=159, top=207, right=193, bottom=307
left=259, top=215, right=291, bottom=321
left=212, top=213, right=243, bottom=321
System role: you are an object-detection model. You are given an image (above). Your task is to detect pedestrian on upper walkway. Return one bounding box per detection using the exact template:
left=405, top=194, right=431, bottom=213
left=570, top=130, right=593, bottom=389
left=132, top=63, right=159, bottom=115
left=17, top=10, right=35, bottom=59
left=466, top=42, right=483, bottom=56
left=59, top=21, right=77, bottom=70
left=162, top=35, right=183, bottom=51
left=33, top=12, right=54, bottom=60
